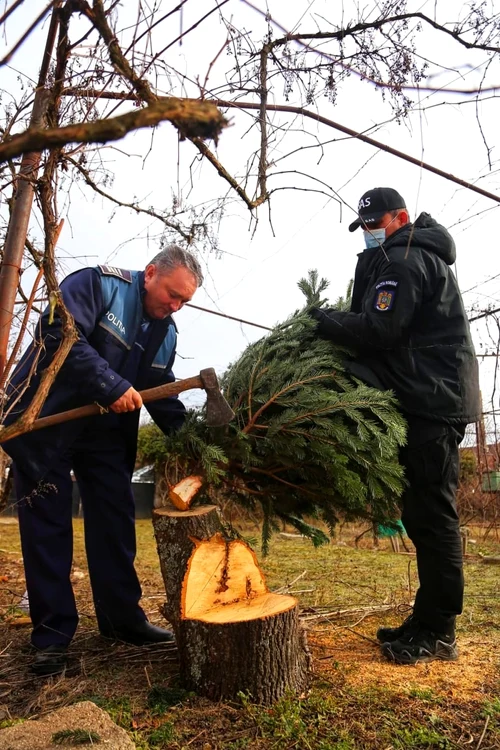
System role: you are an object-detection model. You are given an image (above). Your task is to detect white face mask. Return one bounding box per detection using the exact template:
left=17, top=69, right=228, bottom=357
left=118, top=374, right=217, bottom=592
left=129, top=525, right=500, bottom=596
left=362, top=214, right=399, bottom=249
left=363, top=228, right=386, bottom=249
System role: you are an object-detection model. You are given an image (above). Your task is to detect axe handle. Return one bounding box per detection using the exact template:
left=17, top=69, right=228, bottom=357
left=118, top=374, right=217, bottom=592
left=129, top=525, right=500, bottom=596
left=26, top=374, right=204, bottom=434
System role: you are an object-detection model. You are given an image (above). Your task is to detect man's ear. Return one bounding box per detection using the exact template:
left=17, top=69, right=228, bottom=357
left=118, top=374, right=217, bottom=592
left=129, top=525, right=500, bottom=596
left=144, top=264, right=156, bottom=282
left=398, top=210, right=410, bottom=227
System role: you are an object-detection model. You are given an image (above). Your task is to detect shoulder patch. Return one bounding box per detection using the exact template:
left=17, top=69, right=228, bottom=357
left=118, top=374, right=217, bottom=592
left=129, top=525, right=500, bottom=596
left=98, top=265, right=132, bottom=283
left=374, top=284, right=397, bottom=312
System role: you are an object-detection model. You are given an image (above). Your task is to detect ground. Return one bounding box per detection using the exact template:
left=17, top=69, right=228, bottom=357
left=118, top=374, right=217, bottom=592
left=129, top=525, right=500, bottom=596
left=1, top=516, right=500, bottom=749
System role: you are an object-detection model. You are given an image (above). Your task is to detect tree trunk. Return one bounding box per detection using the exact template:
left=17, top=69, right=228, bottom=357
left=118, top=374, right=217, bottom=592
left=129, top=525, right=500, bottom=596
left=152, top=505, right=311, bottom=704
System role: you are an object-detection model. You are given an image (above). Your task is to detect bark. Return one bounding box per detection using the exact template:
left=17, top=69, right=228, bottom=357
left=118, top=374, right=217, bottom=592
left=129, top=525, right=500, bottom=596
left=0, top=99, right=226, bottom=163
left=152, top=505, right=311, bottom=704
left=153, top=505, right=223, bottom=631
left=180, top=603, right=310, bottom=704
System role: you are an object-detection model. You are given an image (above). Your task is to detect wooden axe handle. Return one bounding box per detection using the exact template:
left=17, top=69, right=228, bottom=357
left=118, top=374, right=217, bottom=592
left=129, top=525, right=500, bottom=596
left=27, top=374, right=204, bottom=434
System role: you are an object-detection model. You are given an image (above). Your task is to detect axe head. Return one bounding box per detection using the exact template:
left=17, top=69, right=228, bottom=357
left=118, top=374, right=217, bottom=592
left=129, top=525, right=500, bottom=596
left=200, top=368, right=235, bottom=427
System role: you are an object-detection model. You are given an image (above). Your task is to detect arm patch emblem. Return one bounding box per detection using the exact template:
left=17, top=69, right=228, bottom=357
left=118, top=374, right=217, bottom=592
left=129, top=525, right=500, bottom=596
left=374, top=280, right=398, bottom=312
left=98, top=265, right=132, bottom=283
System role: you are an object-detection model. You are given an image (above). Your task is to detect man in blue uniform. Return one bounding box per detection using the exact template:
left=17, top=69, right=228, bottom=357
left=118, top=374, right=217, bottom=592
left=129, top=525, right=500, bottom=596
left=310, top=188, right=480, bottom=665
left=4, top=245, right=202, bottom=676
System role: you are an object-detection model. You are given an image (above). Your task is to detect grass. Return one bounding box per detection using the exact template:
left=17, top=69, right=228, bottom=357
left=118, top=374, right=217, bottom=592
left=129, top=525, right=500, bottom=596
left=1, top=516, right=500, bottom=748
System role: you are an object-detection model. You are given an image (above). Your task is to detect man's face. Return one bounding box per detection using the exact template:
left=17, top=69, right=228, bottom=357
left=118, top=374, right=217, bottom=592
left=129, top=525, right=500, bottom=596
left=364, top=210, right=409, bottom=239
left=143, top=264, right=198, bottom=319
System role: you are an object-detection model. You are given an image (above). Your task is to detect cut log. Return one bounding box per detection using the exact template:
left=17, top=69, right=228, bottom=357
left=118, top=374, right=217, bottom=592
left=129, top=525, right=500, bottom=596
left=152, top=505, right=310, bottom=704
left=480, top=554, right=500, bottom=565
left=168, top=475, right=203, bottom=511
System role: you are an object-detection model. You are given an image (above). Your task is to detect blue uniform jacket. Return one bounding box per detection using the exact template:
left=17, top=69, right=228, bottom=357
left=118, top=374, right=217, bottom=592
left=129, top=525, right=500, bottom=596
left=4, top=265, right=186, bottom=479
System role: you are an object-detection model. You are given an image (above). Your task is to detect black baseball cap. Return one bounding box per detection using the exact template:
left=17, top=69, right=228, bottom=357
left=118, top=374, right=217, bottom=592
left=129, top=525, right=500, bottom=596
left=349, top=187, right=406, bottom=232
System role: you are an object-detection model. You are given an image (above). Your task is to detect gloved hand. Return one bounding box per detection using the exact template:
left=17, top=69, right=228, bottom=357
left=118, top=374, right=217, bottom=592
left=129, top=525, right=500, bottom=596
left=308, top=306, right=344, bottom=342
left=308, top=307, right=324, bottom=322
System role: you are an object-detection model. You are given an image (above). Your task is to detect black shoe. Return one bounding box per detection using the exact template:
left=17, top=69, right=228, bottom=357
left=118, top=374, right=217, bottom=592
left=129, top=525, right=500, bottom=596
left=31, top=645, right=68, bottom=677
left=376, top=613, right=416, bottom=643
left=100, top=621, right=175, bottom=646
left=381, top=624, right=458, bottom=665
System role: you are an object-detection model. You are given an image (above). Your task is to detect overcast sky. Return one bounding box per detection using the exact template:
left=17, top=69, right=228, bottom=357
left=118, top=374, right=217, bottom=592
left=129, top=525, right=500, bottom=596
left=2, top=0, right=500, bottom=432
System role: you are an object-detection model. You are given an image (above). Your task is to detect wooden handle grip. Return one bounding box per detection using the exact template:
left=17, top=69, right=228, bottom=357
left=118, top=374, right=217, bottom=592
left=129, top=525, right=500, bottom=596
left=28, top=374, right=203, bottom=433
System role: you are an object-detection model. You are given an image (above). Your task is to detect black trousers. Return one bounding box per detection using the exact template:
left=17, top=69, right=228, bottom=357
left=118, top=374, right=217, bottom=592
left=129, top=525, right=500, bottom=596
left=13, top=426, right=146, bottom=649
left=400, top=418, right=466, bottom=635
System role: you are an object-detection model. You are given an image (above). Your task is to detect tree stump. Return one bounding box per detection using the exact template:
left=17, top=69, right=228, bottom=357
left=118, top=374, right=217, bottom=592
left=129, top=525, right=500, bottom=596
left=152, top=505, right=311, bottom=704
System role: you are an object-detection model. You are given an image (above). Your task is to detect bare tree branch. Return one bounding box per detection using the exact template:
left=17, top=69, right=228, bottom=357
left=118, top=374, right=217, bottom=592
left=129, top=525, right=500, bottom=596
left=64, top=154, right=196, bottom=241
left=0, top=98, right=227, bottom=163
left=0, top=1, right=58, bottom=67
left=0, top=0, right=27, bottom=26
left=190, top=136, right=262, bottom=211
left=76, top=0, right=156, bottom=104
left=214, top=98, right=500, bottom=206
left=61, top=88, right=500, bottom=207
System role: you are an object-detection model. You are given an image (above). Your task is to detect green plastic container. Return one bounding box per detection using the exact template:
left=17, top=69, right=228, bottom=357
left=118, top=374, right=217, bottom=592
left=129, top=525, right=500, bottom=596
left=482, top=471, right=500, bottom=492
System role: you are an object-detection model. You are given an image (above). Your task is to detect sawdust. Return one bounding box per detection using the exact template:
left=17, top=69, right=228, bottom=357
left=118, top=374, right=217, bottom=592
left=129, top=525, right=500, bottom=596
left=310, top=625, right=497, bottom=702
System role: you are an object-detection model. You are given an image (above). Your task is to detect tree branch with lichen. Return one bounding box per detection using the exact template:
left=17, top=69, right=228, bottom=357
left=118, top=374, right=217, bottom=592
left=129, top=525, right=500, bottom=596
left=0, top=98, right=227, bottom=163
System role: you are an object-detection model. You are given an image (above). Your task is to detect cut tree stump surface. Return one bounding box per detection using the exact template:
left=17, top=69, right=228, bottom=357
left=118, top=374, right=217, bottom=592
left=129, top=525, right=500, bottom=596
left=183, top=533, right=297, bottom=622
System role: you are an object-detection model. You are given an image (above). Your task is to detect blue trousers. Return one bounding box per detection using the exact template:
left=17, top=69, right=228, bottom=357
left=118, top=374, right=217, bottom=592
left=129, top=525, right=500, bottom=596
left=14, top=426, right=146, bottom=648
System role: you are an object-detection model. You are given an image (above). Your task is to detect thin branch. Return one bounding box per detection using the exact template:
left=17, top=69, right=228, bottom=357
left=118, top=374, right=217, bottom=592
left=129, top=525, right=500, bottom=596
left=242, top=374, right=335, bottom=434
left=61, top=90, right=500, bottom=207
left=0, top=267, right=44, bottom=393
left=0, top=1, right=58, bottom=67
left=142, top=0, right=231, bottom=77
left=214, top=99, right=500, bottom=206
left=265, top=16, right=500, bottom=55
left=256, top=42, right=269, bottom=203
left=0, top=0, right=26, bottom=26
left=64, top=155, right=193, bottom=240
left=124, top=0, right=190, bottom=56
left=243, top=0, right=500, bottom=88
left=469, top=307, right=500, bottom=323
left=233, top=463, right=320, bottom=497
left=190, top=137, right=261, bottom=210
left=201, top=35, right=231, bottom=97
left=77, top=0, right=156, bottom=104
left=186, top=303, right=272, bottom=331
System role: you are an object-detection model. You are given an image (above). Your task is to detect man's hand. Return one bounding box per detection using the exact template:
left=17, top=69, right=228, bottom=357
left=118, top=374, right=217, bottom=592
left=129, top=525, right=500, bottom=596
left=110, top=387, right=143, bottom=413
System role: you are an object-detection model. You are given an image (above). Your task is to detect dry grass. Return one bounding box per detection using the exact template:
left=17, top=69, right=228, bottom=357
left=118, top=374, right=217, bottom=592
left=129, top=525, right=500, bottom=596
left=1, top=515, right=500, bottom=749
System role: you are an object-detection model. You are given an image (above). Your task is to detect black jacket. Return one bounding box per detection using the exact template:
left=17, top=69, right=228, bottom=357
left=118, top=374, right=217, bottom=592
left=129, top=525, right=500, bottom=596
left=314, top=213, right=480, bottom=424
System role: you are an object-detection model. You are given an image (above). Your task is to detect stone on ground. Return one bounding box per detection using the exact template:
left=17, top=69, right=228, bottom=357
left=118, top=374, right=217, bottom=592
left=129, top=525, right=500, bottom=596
left=0, top=700, right=135, bottom=749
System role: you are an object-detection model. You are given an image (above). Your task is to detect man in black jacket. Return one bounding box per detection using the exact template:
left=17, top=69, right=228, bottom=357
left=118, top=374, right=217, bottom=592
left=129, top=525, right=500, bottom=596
left=310, top=187, right=480, bottom=665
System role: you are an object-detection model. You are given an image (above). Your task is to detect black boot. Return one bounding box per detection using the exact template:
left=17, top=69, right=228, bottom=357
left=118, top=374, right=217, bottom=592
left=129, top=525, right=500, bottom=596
left=31, top=645, right=68, bottom=677
left=376, top=613, right=416, bottom=643
left=381, top=623, right=458, bottom=665
left=100, top=621, right=175, bottom=646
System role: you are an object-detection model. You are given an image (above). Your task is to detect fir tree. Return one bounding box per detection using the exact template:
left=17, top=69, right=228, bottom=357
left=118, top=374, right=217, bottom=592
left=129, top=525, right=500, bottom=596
left=138, top=271, right=407, bottom=551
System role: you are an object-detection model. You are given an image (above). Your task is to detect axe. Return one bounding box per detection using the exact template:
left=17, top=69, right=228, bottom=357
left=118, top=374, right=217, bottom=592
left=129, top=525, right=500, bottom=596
left=11, top=367, right=234, bottom=436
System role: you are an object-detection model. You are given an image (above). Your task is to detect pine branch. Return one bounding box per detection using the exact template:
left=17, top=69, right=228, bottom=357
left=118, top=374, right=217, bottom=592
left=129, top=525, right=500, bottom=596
left=140, top=271, right=407, bottom=550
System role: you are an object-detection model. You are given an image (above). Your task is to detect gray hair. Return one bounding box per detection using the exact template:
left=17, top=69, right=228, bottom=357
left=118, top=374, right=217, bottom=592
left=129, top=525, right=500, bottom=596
left=148, top=245, right=203, bottom=286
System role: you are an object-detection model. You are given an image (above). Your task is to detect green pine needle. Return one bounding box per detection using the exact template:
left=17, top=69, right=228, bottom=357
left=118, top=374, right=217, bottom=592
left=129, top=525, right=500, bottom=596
left=138, top=270, right=407, bottom=551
